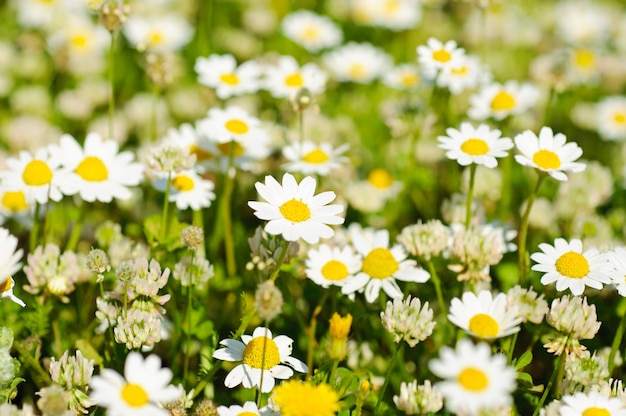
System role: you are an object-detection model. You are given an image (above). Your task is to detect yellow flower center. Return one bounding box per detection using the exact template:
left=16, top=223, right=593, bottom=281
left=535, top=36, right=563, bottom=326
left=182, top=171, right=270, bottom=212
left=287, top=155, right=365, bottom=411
left=362, top=248, right=398, bottom=279
left=2, top=191, right=27, bottom=212
left=384, top=0, right=400, bottom=13
left=285, top=73, right=304, bottom=87
left=219, top=73, right=239, bottom=86
left=172, top=174, right=195, bottom=192
left=457, top=367, right=489, bottom=391
left=451, top=65, right=468, bottom=75
left=329, top=313, right=352, bottom=339
left=237, top=412, right=258, bottom=416
left=70, top=33, right=88, bottom=49
left=225, top=119, right=249, bottom=135
left=0, top=277, right=14, bottom=294
left=190, top=145, right=213, bottom=161
left=555, top=251, right=589, bottom=279
left=432, top=49, right=451, bottom=63
left=614, top=113, right=626, bottom=125
left=76, top=156, right=108, bottom=182
left=460, top=138, right=490, bottom=156
left=400, top=73, right=419, bottom=87
left=582, top=408, right=610, bottom=416
left=490, top=91, right=516, bottom=111
left=574, top=49, right=595, bottom=69
left=273, top=381, right=340, bottom=416
left=279, top=199, right=311, bottom=223
left=120, top=383, right=149, bottom=407
left=302, top=149, right=329, bottom=164
left=22, top=160, right=53, bottom=186
left=367, top=169, right=393, bottom=189
left=348, top=63, right=366, bottom=80
left=468, top=313, right=499, bottom=338
left=217, top=142, right=245, bottom=157
left=242, top=336, right=280, bottom=369
left=321, top=260, right=349, bottom=281
left=532, top=149, right=561, bottom=170
left=148, top=30, right=164, bottom=46
left=302, top=26, right=319, bottom=40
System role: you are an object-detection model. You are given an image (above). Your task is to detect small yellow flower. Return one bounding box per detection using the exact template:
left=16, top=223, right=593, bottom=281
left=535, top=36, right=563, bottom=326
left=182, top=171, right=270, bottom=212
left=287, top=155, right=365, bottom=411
left=329, top=313, right=352, bottom=340
left=273, top=380, right=340, bottom=416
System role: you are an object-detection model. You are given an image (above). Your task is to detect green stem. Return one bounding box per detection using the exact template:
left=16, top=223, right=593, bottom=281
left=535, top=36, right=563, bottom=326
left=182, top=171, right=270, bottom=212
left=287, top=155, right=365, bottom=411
left=269, top=240, right=290, bottom=282
left=30, top=202, right=41, bottom=252
left=373, top=342, right=403, bottom=415
left=223, top=164, right=237, bottom=277
left=256, top=325, right=269, bottom=408
left=306, top=291, right=329, bottom=378
left=151, top=87, right=160, bottom=141
left=532, top=352, right=565, bottom=416
left=609, top=305, right=626, bottom=374
left=108, top=30, right=116, bottom=140
left=506, top=331, right=519, bottom=364
left=13, top=341, right=53, bottom=387
left=518, top=173, right=546, bottom=286
left=426, top=259, right=447, bottom=318
left=192, top=209, right=207, bottom=259
left=66, top=201, right=86, bottom=251
left=543, top=86, right=556, bottom=126
left=183, top=272, right=195, bottom=383
left=159, top=171, right=172, bottom=242
left=465, top=164, right=477, bottom=229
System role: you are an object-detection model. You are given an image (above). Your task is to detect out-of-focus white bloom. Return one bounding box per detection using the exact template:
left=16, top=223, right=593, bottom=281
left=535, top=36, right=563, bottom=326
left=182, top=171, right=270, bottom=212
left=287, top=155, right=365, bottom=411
left=152, top=169, right=215, bottom=211
left=12, top=0, right=85, bottom=29
left=559, top=391, right=626, bottom=415
left=438, top=122, right=513, bottom=168
left=47, top=16, right=109, bottom=67
left=468, top=81, right=540, bottom=121
left=437, top=54, right=491, bottom=94
left=554, top=160, right=613, bottom=218
left=123, top=15, right=194, bottom=53
left=608, top=247, right=626, bottom=297
left=595, top=96, right=626, bottom=141
left=322, top=42, right=393, bottom=84
left=382, top=64, right=422, bottom=91
left=282, top=140, right=349, bottom=176
left=350, top=0, right=422, bottom=31
left=416, top=37, right=465, bottom=78
left=281, top=10, right=342, bottom=52
left=554, top=0, right=614, bottom=46
left=263, top=56, right=327, bottom=99
left=194, top=54, right=262, bottom=99
left=393, top=379, right=443, bottom=415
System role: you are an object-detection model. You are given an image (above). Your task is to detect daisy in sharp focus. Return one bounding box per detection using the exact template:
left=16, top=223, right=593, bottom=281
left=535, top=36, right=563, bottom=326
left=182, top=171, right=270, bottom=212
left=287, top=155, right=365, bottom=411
left=263, top=55, right=327, bottom=99
left=416, top=37, right=465, bottom=79
left=212, top=326, right=308, bottom=393
left=559, top=391, right=626, bottom=416
left=282, top=140, right=349, bottom=176
left=89, top=352, right=180, bottom=415
left=438, top=122, right=513, bottom=168
left=596, top=96, right=626, bottom=141
left=305, top=243, right=362, bottom=288
left=341, top=227, right=430, bottom=303
left=281, top=10, right=343, bottom=52
left=448, top=290, right=522, bottom=340
left=123, top=15, right=194, bottom=53
left=152, top=169, right=215, bottom=211
left=322, top=42, right=393, bottom=84
left=248, top=173, right=344, bottom=245
left=194, top=54, right=262, bottom=99
left=49, top=133, right=144, bottom=203
left=514, top=126, right=586, bottom=181
left=531, top=238, right=613, bottom=296
left=429, top=339, right=516, bottom=415
left=468, top=80, right=540, bottom=121
left=0, top=227, right=25, bottom=307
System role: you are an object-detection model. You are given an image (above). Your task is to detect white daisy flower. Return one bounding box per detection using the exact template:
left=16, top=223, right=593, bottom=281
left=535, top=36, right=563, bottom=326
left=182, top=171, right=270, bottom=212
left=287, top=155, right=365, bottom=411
left=282, top=140, right=349, bottom=176
left=365, top=168, right=402, bottom=199
left=0, top=147, right=75, bottom=204
left=468, top=81, right=540, bottom=121
left=196, top=106, right=269, bottom=145
left=263, top=56, right=327, bottom=99
left=608, top=247, right=626, bottom=296
left=212, top=327, right=308, bottom=393
left=596, top=96, right=626, bottom=141
left=281, top=10, right=343, bottom=52
left=247, top=173, right=345, bottom=244
left=448, top=290, right=521, bottom=340
left=437, top=54, right=492, bottom=95
left=554, top=0, right=613, bottom=46
left=531, top=237, right=613, bottom=296
left=438, top=122, right=513, bottom=168
left=47, top=16, right=109, bottom=61
left=322, top=42, right=393, bottom=84
left=341, top=228, right=430, bottom=303
left=217, top=401, right=277, bottom=416
left=152, top=169, right=215, bottom=211
left=49, top=133, right=144, bottom=203
left=0, top=188, right=33, bottom=224
left=305, top=244, right=362, bottom=288
left=0, top=228, right=24, bottom=307
left=416, top=37, right=466, bottom=78
left=161, top=123, right=214, bottom=171
left=13, top=0, right=84, bottom=29
left=354, top=0, right=422, bottom=31
left=382, top=64, right=422, bottom=91
left=123, top=15, right=194, bottom=53
left=514, top=126, right=586, bottom=181
left=0, top=277, right=25, bottom=307
left=559, top=391, right=626, bottom=416
left=89, top=352, right=180, bottom=415
left=429, top=339, right=516, bottom=415
left=194, top=54, right=262, bottom=99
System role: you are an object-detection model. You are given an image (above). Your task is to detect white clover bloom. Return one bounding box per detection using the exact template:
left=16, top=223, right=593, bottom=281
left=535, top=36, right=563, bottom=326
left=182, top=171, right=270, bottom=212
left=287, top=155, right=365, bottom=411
left=416, top=37, right=465, bottom=78
left=263, top=56, right=327, bottom=99
left=248, top=173, right=345, bottom=244
left=322, top=42, right=393, bottom=84
left=49, top=133, right=144, bottom=203
left=468, top=81, right=540, bottom=121
left=282, top=140, right=349, bottom=176
left=212, top=327, right=307, bottom=393
left=506, top=285, right=548, bottom=324
left=531, top=238, right=612, bottom=296
left=195, top=54, right=262, bottom=99
left=380, top=295, right=435, bottom=347
left=397, top=219, right=450, bottom=261
left=448, top=290, right=522, bottom=340
left=123, top=15, right=194, bottom=53
left=514, top=127, right=586, bottom=181
left=393, top=379, right=443, bottom=415
left=281, top=10, right=343, bottom=52
left=89, top=352, right=180, bottom=415
left=596, top=96, right=626, bottom=141
left=304, top=244, right=361, bottom=288
left=544, top=295, right=601, bottom=356
left=341, top=228, right=430, bottom=303
left=438, top=122, right=513, bottom=168
left=429, top=339, right=516, bottom=415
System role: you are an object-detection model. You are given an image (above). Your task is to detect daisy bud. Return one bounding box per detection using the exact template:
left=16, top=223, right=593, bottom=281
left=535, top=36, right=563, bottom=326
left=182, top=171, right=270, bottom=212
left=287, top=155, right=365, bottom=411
left=181, top=226, right=204, bottom=251
left=393, top=379, right=444, bottom=415
left=291, top=87, right=313, bottom=112
left=328, top=313, right=352, bottom=361
left=254, top=280, right=283, bottom=322
left=380, top=295, right=435, bottom=347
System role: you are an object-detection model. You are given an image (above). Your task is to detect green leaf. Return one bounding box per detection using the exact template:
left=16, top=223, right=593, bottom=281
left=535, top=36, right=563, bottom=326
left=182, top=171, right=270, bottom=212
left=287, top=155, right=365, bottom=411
left=143, top=214, right=161, bottom=245
left=514, top=350, right=533, bottom=370
left=516, top=371, right=534, bottom=388
left=75, top=339, right=104, bottom=367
